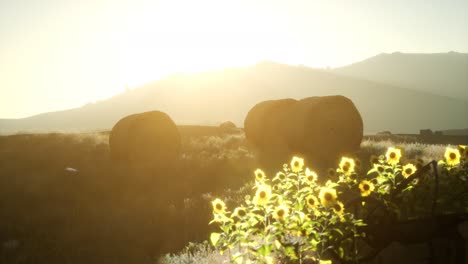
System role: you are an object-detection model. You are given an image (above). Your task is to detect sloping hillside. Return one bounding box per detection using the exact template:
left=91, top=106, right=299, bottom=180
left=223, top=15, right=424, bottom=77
left=1, top=62, right=467, bottom=134
left=333, top=52, right=468, bottom=101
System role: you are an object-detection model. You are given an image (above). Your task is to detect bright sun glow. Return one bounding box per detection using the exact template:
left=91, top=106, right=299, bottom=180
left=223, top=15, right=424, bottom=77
left=116, top=0, right=307, bottom=88
left=5, top=0, right=464, bottom=119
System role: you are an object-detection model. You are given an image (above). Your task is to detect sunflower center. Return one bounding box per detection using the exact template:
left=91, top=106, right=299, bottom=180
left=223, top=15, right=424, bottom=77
left=334, top=204, right=341, bottom=211
left=215, top=204, right=223, bottom=211
left=308, top=198, right=315, bottom=205
left=277, top=209, right=285, bottom=217
left=449, top=152, right=456, bottom=160
left=259, top=191, right=266, bottom=198
left=257, top=173, right=263, bottom=179
left=308, top=176, right=313, bottom=181
left=324, top=193, right=333, bottom=201
left=390, top=152, right=396, bottom=159
left=405, top=168, right=413, bottom=175
left=294, top=161, right=299, bottom=167
left=363, top=184, right=370, bottom=191
left=343, top=165, right=349, bottom=172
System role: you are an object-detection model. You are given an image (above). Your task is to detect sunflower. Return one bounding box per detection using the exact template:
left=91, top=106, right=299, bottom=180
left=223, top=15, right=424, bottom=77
left=273, top=204, right=290, bottom=221
left=355, top=159, right=361, bottom=169
left=291, top=156, right=304, bottom=172
left=463, top=147, right=468, bottom=162
left=306, top=195, right=319, bottom=209
left=374, top=163, right=385, bottom=174
left=402, top=163, right=417, bottom=178
left=254, top=168, right=266, bottom=181
left=385, top=147, right=402, bottom=165
left=359, top=180, right=375, bottom=197
left=457, top=145, right=468, bottom=162
left=254, top=185, right=272, bottom=206
left=212, top=213, right=226, bottom=223
left=212, top=198, right=226, bottom=214
left=339, top=157, right=355, bottom=175
left=275, top=172, right=286, bottom=181
left=232, top=207, right=247, bottom=219
left=319, top=187, right=337, bottom=207
left=458, top=145, right=466, bottom=154
left=290, top=156, right=304, bottom=172
left=304, top=168, right=318, bottom=184
left=369, top=155, right=380, bottom=165
left=415, top=158, right=425, bottom=170
left=444, top=147, right=461, bottom=166
left=332, top=201, right=345, bottom=215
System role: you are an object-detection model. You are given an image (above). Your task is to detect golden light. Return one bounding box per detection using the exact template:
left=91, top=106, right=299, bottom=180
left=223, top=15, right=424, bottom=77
left=116, top=0, right=307, bottom=88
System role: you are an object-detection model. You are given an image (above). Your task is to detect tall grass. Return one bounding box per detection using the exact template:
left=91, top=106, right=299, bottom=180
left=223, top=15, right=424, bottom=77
left=0, top=130, right=254, bottom=264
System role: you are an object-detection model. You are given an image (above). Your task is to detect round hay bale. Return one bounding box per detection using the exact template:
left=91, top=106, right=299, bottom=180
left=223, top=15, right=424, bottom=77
left=244, top=96, right=363, bottom=171
left=244, top=98, right=297, bottom=151
left=284, top=95, right=363, bottom=168
left=109, top=111, right=181, bottom=168
left=109, top=113, right=140, bottom=162
left=219, top=121, right=237, bottom=132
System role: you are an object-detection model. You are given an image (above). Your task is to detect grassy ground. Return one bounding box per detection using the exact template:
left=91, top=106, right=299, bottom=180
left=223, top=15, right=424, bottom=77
left=0, top=128, right=461, bottom=264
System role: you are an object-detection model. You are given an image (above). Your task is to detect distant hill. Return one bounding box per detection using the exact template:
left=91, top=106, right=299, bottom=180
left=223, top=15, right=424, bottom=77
left=333, top=52, right=468, bottom=101
left=1, top=61, right=467, bottom=134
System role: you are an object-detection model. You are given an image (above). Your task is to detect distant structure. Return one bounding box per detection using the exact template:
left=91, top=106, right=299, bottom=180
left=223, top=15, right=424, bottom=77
left=420, top=129, right=433, bottom=136
left=377, top=131, right=393, bottom=135
left=244, top=95, right=363, bottom=172
left=109, top=111, right=181, bottom=169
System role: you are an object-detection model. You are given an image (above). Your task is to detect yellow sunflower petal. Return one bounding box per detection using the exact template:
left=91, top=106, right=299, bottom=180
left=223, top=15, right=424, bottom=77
left=385, top=147, right=402, bottom=165
left=290, top=156, right=305, bottom=172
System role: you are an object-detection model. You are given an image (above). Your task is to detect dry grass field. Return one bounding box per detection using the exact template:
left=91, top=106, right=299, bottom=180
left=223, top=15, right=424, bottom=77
left=0, top=127, right=462, bottom=263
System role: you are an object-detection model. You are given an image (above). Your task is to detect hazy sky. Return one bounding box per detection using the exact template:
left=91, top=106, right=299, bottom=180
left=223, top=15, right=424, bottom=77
left=1, top=0, right=467, bottom=118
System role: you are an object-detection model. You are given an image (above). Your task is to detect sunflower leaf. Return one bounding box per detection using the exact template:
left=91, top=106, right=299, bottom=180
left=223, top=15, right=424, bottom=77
left=274, top=239, right=282, bottom=249
left=210, top=232, right=221, bottom=246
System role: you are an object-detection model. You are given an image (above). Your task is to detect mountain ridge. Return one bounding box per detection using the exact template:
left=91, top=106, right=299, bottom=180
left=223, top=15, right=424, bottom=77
left=333, top=52, right=468, bottom=101
left=1, top=57, right=467, bottom=135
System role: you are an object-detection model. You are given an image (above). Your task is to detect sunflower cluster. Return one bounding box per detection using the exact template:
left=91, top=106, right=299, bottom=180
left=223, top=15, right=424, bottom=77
left=436, top=145, right=468, bottom=212
left=352, top=145, right=466, bottom=216
left=208, top=145, right=467, bottom=263
left=361, top=146, right=420, bottom=196
left=209, top=156, right=363, bottom=263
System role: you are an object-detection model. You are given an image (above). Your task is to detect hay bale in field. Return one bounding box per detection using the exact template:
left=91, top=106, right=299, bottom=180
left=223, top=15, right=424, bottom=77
left=244, top=95, right=363, bottom=170
left=109, top=113, right=139, bottom=162
left=109, top=111, right=181, bottom=168
left=244, top=98, right=297, bottom=151
left=244, top=98, right=298, bottom=168
left=219, top=121, right=237, bottom=132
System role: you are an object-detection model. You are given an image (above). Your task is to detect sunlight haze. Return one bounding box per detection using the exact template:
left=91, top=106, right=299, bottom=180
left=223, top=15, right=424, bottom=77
left=1, top=0, right=467, bottom=118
